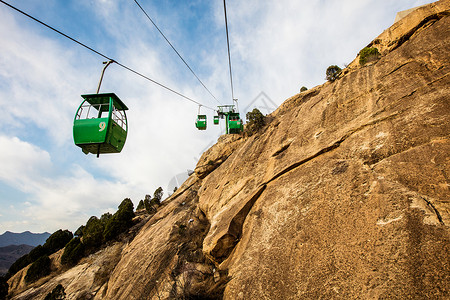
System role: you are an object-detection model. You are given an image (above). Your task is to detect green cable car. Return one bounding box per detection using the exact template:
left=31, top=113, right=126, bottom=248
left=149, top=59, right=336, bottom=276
left=228, top=112, right=243, bottom=134
left=196, top=114, right=207, bottom=130
left=213, top=115, right=219, bottom=125
left=73, top=93, right=128, bottom=156
left=195, top=105, right=207, bottom=130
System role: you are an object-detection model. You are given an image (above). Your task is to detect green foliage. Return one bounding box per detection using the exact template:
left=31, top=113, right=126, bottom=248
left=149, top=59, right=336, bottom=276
left=326, top=65, right=342, bottom=81
left=117, top=198, right=135, bottom=225
left=8, top=230, right=72, bottom=278
left=43, top=229, right=73, bottom=254
left=144, top=193, right=161, bottom=214
left=103, top=198, right=135, bottom=241
left=153, top=187, right=163, bottom=204
left=7, top=253, right=30, bottom=278
left=144, top=195, right=155, bottom=214
left=100, top=212, right=113, bottom=224
left=44, top=284, right=66, bottom=300
left=83, top=216, right=104, bottom=250
left=245, top=108, right=265, bottom=135
left=28, top=245, right=47, bottom=262
left=300, top=86, right=308, bottom=92
left=25, top=255, right=51, bottom=283
left=103, top=219, right=121, bottom=242
left=6, top=229, right=72, bottom=278
left=0, top=276, right=8, bottom=300
left=74, top=225, right=85, bottom=237
left=359, top=47, right=380, bottom=65
left=136, top=199, right=145, bottom=210
left=7, top=246, right=45, bottom=278
left=61, top=237, right=85, bottom=266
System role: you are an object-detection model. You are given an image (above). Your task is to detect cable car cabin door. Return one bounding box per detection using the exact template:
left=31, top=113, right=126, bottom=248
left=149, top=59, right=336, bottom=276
left=73, top=93, right=128, bottom=155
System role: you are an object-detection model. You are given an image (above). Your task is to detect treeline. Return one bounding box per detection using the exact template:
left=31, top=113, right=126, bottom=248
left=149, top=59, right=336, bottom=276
left=3, top=189, right=164, bottom=288
left=61, top=198, right=135, bottom=266
left=136, top=187, right=163, bottom=214
left=5, top=198, right=135, bottom=284
left=6, top=229, right=73, bottom=281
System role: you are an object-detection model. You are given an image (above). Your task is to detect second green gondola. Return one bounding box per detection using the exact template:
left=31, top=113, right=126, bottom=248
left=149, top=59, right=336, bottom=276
left=196, top=114, right=207, bottom=130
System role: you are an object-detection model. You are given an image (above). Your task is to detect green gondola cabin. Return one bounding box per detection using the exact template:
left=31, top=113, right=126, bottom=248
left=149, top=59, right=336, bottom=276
left=213, top=115, right=219, bottom=125
left=196, top=115, right=207, bottom=130
left=228, top=112, right=243, bottom=134
left=73, top=93, right=128, bottom=156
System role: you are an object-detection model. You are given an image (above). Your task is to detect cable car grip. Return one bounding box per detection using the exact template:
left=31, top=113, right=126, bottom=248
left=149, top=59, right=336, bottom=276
left=96, top=60, right=115, bottom=94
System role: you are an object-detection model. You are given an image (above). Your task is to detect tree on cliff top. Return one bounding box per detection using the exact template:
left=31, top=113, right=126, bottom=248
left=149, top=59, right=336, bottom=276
left=103, top=198, right=135, bottom=241
left=74, top=225, right=85, bottom=237
left=144, top=195, right=155, bottom=214
left=326, top=65, right=342, bottom=81
left=246, top=108, right=265, bottom=135
left=136, top=199, right=145, bottom=210
left=83, top=216, right=104, bottom=250
left=359, top=47, right=381, bottom=65
left=43, top=229, right=73, bottom=253
left=153, top=187, right=163, bottom=204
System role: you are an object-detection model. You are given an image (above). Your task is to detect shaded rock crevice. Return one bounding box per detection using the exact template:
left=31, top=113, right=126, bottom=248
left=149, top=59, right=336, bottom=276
left=383, top=61, right=412, bottom=78
left=390, top=12, right=450, bottom=51
left=209, top=185, right=267, bottom=264
left=420, top=195, right=444, bottom=225
left=269, top=111, right=401, bottom=183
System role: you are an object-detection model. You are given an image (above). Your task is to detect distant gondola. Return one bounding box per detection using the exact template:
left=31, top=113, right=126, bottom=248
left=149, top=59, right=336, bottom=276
left=196, top=114, right=207, bottom=130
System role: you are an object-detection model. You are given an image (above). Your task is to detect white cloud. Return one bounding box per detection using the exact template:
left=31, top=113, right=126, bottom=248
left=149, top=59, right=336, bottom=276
left=0, top=135, right=131, bottom=231
left=0, top=8, right=97, bottom=146
left=17, top=165, right=131, bottom=232
left=0, top=135, right=52, bottom=191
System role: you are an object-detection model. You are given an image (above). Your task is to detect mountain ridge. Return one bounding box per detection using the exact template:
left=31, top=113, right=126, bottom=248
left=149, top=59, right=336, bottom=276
left=0, top=231, right=51, bottom=248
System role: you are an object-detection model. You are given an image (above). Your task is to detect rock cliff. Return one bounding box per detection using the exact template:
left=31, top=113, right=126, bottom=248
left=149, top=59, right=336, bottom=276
left=8, top=0, right=450, bottom=299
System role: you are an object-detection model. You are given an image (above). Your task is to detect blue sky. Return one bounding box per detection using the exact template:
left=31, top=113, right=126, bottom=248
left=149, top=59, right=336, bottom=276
left=0, top=0, right=435, bottom=234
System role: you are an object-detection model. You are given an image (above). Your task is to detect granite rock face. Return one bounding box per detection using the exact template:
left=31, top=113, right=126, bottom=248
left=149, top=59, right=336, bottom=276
left=199, top=2, right=450, bottom=298
left=9, top=1, right=450, bottom=299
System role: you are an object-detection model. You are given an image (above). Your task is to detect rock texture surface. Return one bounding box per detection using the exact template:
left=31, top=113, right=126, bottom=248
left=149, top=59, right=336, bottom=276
left=8, top=1, right=450, bottom=299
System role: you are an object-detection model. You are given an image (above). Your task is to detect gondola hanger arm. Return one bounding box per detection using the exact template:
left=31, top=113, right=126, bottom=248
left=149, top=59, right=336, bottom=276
left=96, top=60, right=114, bottom=94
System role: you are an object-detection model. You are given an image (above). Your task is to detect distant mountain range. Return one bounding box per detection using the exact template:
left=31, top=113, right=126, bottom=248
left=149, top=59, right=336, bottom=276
left=0, top=231, right=51, bottom=275
left=0, top=231, right=51, bottom=247
left=0, top=244, right=35, bottom=275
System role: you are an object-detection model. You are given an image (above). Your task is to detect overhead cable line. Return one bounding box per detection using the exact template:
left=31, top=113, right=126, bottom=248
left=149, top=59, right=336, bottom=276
left=134, top=0, right=222, bottom=106
left=0, top=0, right=215, bottom=111
left=223, top=0, right=235, bottom=103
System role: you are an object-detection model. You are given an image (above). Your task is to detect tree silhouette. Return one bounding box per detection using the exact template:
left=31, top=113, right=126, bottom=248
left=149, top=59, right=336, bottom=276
left=326, top=65, right=342, bottom=81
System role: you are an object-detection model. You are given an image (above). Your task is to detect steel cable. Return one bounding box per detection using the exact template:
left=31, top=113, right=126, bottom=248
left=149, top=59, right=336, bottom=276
left=0, top=0, right=216, bottom=110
